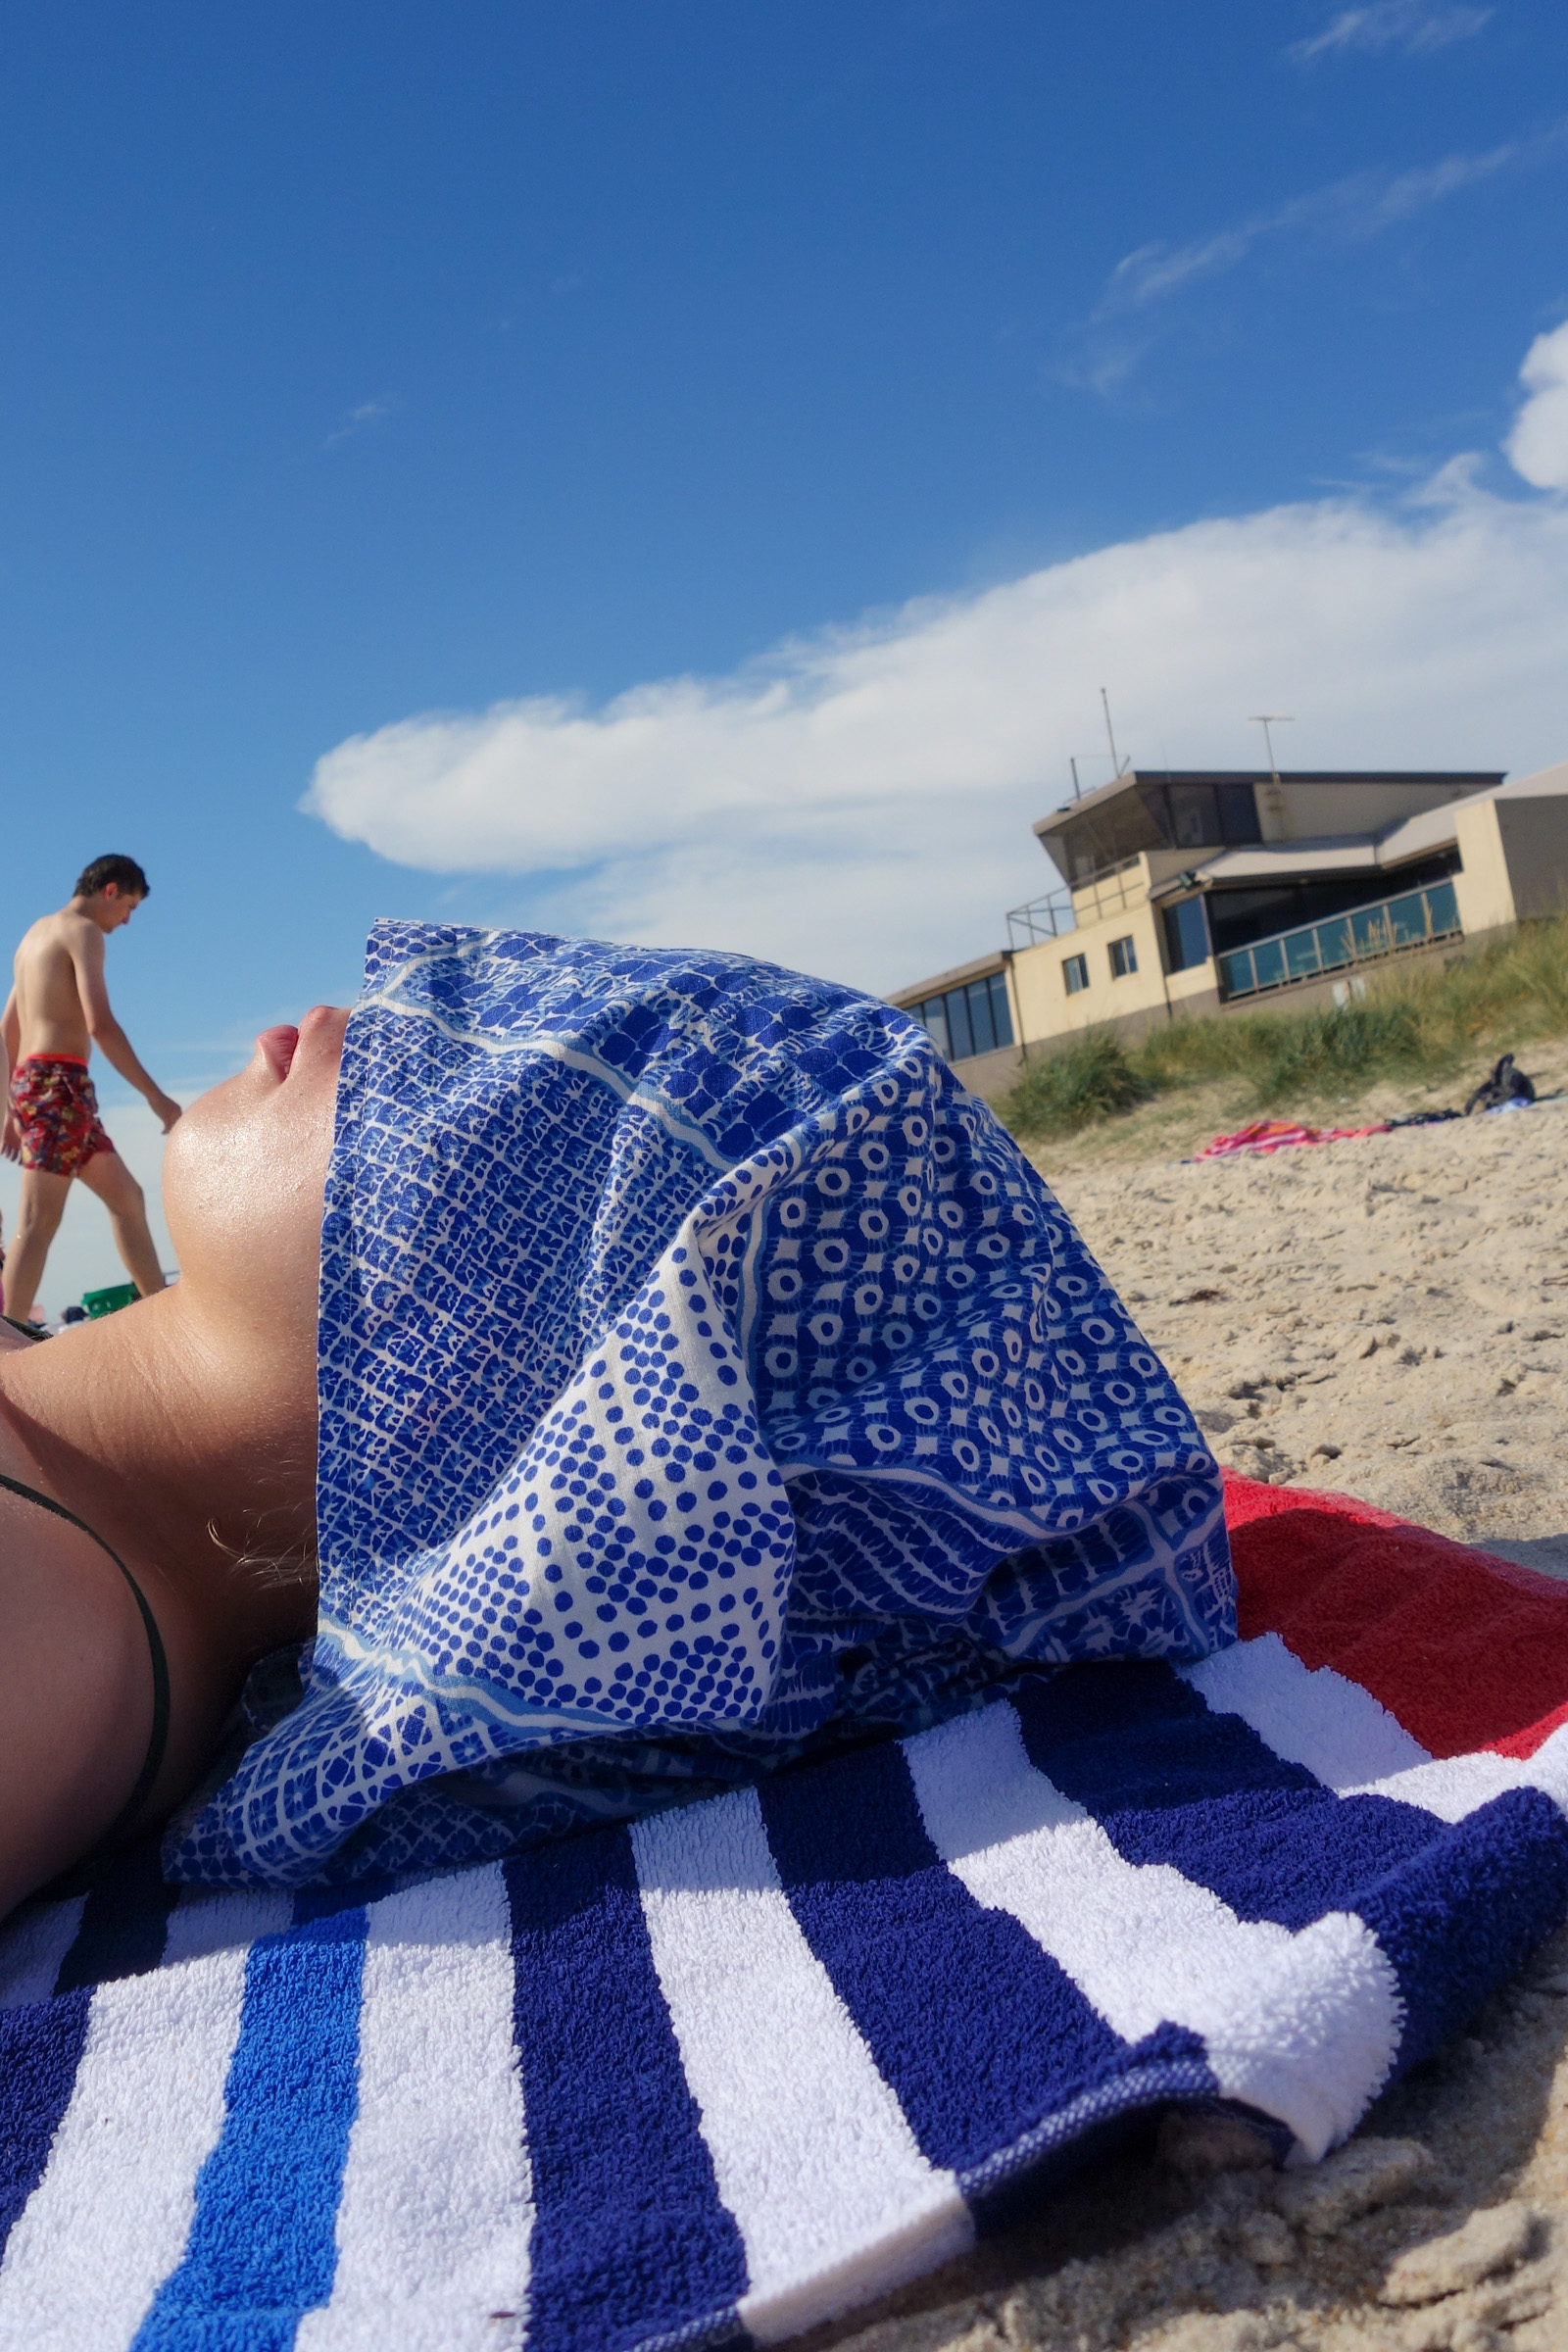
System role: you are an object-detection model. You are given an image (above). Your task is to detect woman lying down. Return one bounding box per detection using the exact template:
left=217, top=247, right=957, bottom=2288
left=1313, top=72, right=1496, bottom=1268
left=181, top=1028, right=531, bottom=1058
left=0, top=922, right=1235, bottom=1912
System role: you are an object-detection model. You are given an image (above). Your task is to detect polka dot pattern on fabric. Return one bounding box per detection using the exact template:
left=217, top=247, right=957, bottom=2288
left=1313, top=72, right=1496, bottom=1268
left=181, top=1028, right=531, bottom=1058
left=167, top=923, right=1231, bottom=1889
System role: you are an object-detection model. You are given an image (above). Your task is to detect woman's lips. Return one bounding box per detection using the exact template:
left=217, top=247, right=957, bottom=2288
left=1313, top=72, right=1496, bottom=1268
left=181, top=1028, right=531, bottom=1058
left=255, top=1006, right=348, bottom=1086
left=256, top=1025, right=300, bottom=1083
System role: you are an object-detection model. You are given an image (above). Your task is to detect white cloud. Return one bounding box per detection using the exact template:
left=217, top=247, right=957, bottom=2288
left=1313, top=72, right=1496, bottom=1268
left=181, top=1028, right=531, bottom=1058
left=323, top=397, right=397, bottom=452
left=304, top=426, right=1568, bottom=998
left=1096, top=130, right=1553, bottom=318
left=1506, top=320, right=1568, bottom=490
left=1289, top=1, right=1492, bottom=64
left=1062, top=124, right=1565, bottom=392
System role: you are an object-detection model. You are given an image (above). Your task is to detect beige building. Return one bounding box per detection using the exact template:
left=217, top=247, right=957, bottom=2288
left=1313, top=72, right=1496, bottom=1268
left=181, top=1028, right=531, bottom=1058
left=890, top=759, right=1568, bottom=1100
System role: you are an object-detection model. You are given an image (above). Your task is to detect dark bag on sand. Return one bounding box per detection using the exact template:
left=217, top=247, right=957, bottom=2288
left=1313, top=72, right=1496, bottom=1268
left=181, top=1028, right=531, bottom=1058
left=1463, top=1052, right=1536, bottom=1115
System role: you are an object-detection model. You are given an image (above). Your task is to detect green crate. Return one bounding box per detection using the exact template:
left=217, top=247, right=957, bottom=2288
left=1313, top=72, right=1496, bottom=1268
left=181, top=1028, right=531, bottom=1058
left=82, top=1282, right=139, bottom=1319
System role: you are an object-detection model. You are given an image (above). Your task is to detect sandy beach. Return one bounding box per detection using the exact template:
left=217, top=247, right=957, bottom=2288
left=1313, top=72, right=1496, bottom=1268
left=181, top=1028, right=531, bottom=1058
left=814, top=1066, right=1568, bottom=2352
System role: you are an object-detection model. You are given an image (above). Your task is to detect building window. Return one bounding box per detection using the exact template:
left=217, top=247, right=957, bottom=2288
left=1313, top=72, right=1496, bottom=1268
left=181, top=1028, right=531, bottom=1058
left=1108, top=936, right=1138, bottom=979
left=914, top=970, right=1013, bottom=1062
left=1158, top=780, right=1262, bottom=852
left=1062, top=953, right=1089, bottom=996
left=1162, top=895, right=1210, bottom=973
left=916, top=996, right=951, bottom=1057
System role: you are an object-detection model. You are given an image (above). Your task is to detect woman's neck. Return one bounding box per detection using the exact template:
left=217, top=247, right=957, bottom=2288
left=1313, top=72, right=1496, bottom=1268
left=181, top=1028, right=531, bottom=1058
left=0, top=1288, right=318, bottom=1667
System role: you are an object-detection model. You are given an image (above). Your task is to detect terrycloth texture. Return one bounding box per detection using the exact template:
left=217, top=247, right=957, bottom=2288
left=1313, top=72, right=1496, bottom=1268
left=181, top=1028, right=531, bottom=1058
left=169, top=922, right=1229, bottom=1889
left=5, top=1475, right=1568, bottom=2352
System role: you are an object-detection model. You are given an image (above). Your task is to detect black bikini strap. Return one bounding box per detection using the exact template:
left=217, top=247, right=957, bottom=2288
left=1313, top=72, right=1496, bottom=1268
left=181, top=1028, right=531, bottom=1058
left=0, top=1468, right=172, bottom=1852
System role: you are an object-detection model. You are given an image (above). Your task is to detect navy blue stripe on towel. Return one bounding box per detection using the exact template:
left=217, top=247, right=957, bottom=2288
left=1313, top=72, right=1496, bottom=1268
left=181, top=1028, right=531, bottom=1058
left=0, top=1845, right=177, bottom=2265
left=0, top=1989, right=90, bottom=2261
left=131, top=1893, right=368, bottom=2352
left=55, top=1841, right=179, bottom=1995
left=1011, top=1667, right=1450, bottom=1931
left=505, top=1830, right=748, bottom=2352
left=758, top=1740, right=1208, bottom=2190
left=1355, top=1788, right=1568, bottom=2071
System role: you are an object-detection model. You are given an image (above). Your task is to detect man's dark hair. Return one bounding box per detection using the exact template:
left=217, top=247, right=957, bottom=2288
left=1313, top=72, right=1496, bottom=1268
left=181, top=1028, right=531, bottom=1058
left=74, top=854, right=150, bottom=901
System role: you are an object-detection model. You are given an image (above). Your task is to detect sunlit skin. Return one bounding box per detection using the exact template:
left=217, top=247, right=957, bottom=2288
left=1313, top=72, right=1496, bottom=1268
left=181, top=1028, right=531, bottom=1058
left=0, top=1004, right=348, bottom=1918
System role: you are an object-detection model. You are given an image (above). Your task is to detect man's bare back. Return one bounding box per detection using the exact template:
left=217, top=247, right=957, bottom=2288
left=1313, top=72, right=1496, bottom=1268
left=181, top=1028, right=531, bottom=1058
left=13, top=908, right=122, bottom=1064
left=1, top=857, right=180, bottom=1323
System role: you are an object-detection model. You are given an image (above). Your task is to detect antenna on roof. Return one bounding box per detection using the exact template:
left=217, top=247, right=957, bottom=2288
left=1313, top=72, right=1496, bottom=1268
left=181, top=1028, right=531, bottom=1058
left=1100, top=688, right=1131, bottom=778
left=1070, top=756, right=1082, bottom=800
left=1249, top=713, right=1294, bottom=784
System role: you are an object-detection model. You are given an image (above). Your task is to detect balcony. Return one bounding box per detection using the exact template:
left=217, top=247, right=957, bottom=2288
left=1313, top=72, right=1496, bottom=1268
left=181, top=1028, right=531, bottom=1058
left=1005, top=859, right=1141, bottom=949
left=1216, top=880, right=1461, bottom=1003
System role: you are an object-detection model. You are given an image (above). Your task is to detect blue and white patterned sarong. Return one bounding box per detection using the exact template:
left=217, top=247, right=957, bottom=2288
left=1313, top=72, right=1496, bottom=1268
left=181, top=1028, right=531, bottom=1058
left=168, top=922, right=1232, bottom=1887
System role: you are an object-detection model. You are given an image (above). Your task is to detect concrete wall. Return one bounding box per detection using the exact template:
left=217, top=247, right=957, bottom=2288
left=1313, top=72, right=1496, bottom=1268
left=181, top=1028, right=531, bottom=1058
left=1451, top=799, right=1515, bottom=937
left=1275, top=780, right=1480, bottom=839
left=1495, top=796, right=1568, bottom=921
left=944, top=1041, right=1027, bottom=1102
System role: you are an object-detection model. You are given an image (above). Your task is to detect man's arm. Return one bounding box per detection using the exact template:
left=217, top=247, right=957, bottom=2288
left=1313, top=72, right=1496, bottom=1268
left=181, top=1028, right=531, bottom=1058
left=67, top=925, right=181, bottom=1134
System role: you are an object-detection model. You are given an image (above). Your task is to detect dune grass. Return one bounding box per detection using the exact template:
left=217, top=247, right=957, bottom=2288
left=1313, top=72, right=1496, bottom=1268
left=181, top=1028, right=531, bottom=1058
left=996, top=912, right=1568, bottom=1142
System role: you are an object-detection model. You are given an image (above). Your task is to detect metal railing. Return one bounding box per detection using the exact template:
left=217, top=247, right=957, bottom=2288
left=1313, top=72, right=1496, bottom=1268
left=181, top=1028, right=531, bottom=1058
left=1004, top=860, right=1146, bottom=949
left=1216, top=879, right=1461, bottom=1003
left=1005, top=889, right=1075, bottom=949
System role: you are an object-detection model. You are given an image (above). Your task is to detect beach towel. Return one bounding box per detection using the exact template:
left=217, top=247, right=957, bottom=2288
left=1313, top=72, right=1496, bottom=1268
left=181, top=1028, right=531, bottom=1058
left=169, top=922, right=1229, bottom=1891
left=1194, top=1118, right=1393, bottom=1160
left=3, top=1471, right=1566, bottom=2352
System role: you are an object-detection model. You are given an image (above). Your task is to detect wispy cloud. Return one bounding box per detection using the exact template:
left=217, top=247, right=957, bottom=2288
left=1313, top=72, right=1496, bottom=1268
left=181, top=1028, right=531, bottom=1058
left=1289, top=0, right=1493, bottom=65
left=322, top=396, right=397, bottom=452
left=302, top=351, right=1568, bottom=998
left=1096, top=130, right=1546, bottom=319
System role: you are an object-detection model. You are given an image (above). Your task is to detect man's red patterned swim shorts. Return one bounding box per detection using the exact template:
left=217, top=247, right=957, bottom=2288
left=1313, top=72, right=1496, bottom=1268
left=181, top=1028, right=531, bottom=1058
left=9, top=1055, right=116, bottom=1178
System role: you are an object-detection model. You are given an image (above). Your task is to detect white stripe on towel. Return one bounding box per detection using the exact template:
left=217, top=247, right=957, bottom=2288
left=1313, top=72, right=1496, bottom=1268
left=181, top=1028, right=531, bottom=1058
left=633, top=1788, right=972, bottom=2347
left=903, top=1701, right=1401, bottom=2162
left=0, top=1897, right=86, bottom=2011
left=296, top=1864, right=532, bottom=2352
left=1180, top=1633, right=1431, bottom=1787
left=0, top=1888, right=290, bottom=2352
left=1182, top=1635, right=1568, bottom=1825
left=1342, top=1719, right=1568, bottom=1823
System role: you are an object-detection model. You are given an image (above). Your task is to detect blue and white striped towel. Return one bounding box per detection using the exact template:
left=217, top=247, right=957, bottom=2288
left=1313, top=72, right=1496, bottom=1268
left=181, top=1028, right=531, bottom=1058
left=4, top=1598, right=1567, bottom=2351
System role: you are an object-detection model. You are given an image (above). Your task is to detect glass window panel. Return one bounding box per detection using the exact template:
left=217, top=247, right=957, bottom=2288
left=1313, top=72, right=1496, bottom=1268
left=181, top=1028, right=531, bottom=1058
left=1163, top=897, right=1209, bottom=972
left=1217, top=783, right=1262, bottom=845
left=1385, top=891, right=1427, bottom=948
left=946, top=988, right=975, bottom=1061
left=1062, top=954, right=1089, bottom=995
left=1350, top=906, right=1394, bottom=956
left=1252, top=939, right=1286, bottom=990
left=1219, top=949, right=1254, bottom=997
left=920, top=998, right=951, bottom=1058
left=989, top=971, right=1014, bottom=1046
left=1108, top=935, right=1137, bottom=978
left=1427, top=881, right=1460, bottom=935
left=1315, top=920, right=1354, bottom=972
left=1165, top=783, right=1218, bottom=850
left=1284, top=927, right=1321, bottom=979
left=965, top=979, right=997, bottom=1057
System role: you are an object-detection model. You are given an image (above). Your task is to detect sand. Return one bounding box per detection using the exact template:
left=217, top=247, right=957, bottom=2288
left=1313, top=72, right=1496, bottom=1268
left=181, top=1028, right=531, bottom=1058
left=811, top=1072, right=1568, bottom=2352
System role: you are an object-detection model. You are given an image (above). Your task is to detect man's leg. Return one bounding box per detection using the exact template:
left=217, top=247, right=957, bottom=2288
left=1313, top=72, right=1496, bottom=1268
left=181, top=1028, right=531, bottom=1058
left=3, top=1169, right=72, bottom=1322
left=77, top=1151, right=167, bottom=1297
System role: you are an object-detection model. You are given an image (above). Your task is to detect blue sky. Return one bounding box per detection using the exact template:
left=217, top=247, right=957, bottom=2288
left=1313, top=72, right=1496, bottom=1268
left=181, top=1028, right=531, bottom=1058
left=2, top=0, right=1566, bottom=1304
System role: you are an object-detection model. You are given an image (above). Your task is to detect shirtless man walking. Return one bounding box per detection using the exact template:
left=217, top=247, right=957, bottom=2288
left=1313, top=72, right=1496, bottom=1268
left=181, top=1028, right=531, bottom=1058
left=2, top=855, right=181, bottom=1325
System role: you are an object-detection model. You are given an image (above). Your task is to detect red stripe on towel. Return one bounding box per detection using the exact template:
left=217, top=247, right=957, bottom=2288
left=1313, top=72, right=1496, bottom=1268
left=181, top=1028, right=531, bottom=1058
left=1223, top=1470, right=1568, bottom=1761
